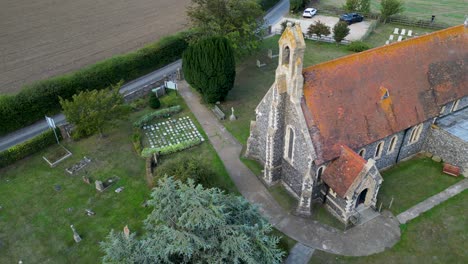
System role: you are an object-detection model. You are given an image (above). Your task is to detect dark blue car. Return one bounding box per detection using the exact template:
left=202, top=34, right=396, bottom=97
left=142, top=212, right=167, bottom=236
left=339, top=13, right=364, bottom=24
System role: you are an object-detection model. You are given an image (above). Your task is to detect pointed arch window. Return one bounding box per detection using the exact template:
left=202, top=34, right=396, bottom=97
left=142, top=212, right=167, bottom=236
left=358, top=148, right=366, bottom=158
left=284, top=126, right=295, bottom=162
left=375, top=141, right=384, bottom=159
left=388, top=136, right=398, bottom=153
left=409, top=124, right=423, bottom=144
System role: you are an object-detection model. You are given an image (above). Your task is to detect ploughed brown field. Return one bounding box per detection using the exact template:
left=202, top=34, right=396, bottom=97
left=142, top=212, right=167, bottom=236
left=0, top=0, right=190, bottom=94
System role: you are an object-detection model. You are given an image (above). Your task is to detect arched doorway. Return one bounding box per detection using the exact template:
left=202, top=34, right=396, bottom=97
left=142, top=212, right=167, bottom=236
left=356, top=188, right=368, bottom=208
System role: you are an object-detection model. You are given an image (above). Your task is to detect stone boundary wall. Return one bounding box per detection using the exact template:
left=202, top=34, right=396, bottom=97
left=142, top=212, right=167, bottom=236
left=423, top=126, right=468, bottom=174
left=123, top=72, right=178, bottom=102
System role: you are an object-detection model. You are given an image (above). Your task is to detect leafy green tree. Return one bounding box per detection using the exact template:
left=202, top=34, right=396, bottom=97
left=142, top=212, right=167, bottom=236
left=183, top=36, right=236, bottom=103
left=101, top=177, right=284, bottom=263
left=307, top=20, right=331, bottom=38
left=380, top=0, right=404, bottom=23
left=187, top=0, right=264, bottom=56
left=148, top=92, right=161, bottom=109
left=333, top=21, right=350, bottom=43
left=344, top=0, right=370, bottom=14
left=290, top=0, right=307, bottom=12
left=59, top=82, right=128, bottom=138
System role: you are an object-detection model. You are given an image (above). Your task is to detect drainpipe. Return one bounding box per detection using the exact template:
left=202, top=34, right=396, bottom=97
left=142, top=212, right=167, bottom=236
left=396, top=128, right=410, bottom=163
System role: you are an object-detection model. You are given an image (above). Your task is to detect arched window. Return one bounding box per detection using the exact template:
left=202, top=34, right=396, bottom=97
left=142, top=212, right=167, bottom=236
left=317, top=166, right=326, bottom=182
left=284, top=126, right=295, bottom=162
left=358, top=148, right=366, bottom=158
left=439, top=106, right=446, bottom=115
left=409, top=124, right=423, bottom=144
left=388, top=136, right=398, bottom=153
left=451, top=100, right=460, bottom=112
left=375, top=141, right=384, bottom=159
left=282, top=46, right=290, bottom=66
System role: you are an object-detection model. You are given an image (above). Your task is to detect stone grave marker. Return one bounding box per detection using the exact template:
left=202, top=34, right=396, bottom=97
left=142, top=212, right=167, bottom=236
left=95, top=180, right=104, bottom=192
left=82, top=176, right=91, bottom=184
left=70, top=225, right=82, bottom=243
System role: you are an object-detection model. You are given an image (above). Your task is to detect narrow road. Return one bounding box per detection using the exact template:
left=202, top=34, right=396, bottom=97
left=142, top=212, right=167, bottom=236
left=0, top=0, right=287, bottom=152
left=178, top=80, right=401, bottom=256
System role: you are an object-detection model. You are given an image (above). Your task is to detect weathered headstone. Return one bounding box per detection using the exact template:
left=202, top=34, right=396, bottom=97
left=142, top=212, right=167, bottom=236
left=397, top=35, right=403, bottom=42
left=393, top=28, right=399, bottom=34
left=230, top=107, right=237, bottom=121
left=124, top=225, right=130, bottom=239
left=70, top=225, right=82, bottom=243
left=389, top=35, right=394, bottom=41
left=85, top=209, right=95, bottom=216
left=256, top=60, right=266, bottom=68
left=115, top=187, right=125, bottom=193
left=82, top=176, right=90, bottom=184
left=95, top=180, right=104, bottom=192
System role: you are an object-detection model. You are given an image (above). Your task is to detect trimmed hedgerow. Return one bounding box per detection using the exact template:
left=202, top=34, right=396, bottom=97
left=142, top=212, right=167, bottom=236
left=0, top=128, right=62, bottom=168
left=0, top=31, right=192, bottom=136
left=140, top=138, right=202, bottom=158
left=133, top=105, right=182, bottom=128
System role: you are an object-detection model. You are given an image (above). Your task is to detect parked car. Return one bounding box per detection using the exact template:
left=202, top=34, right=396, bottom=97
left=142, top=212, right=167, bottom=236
left=302, top=8, right=317, bottom=18
left=339, top=13, right=364, bottom=24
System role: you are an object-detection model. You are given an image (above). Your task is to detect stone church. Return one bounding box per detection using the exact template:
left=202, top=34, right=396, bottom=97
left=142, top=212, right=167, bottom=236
left=246, top=23, right=467, bottom=223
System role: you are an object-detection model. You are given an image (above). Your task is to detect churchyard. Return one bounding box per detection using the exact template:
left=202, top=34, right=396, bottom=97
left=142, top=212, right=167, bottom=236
left=0, top=91, right=235, bottom=263
left=218, top=22, right=467, bottom=261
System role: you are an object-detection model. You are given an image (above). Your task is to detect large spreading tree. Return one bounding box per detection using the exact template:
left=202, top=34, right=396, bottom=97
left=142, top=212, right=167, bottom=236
left=187, top=0, right=264, bottom=56
left=344, top=0, right=371, bottom=14
left=100, top=177, right=284, bottom=263
left=59, top=82, right=128, bottom=138
left=183, top=36, right=236, bottom=103
left=380, top=0, right=405, bottom=23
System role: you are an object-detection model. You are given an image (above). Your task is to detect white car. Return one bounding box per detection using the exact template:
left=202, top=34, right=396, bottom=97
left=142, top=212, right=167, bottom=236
left=302, top=8, right=317, bottom=18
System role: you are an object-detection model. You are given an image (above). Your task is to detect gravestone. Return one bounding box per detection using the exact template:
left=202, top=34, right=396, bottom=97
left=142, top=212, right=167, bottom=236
left=407, top=30, right=413, bottom=37
left=115, top=187, right=125, bottom=193
left=267, top=49, right=278, bottom=59
left=70, top=225, right=82, bottom=243
left=85, top=209, right=95, bottom=216
left=393, top=28, right=399, bottom=34
left=95, top=180, right=104, bottom=192
left=385, top=40, right=390, bottom=45
left=389, top=35, right=394, bottom=41
left=397, top=36, right=403, bottom=42
left=230, top=107, right=237, bottom=121
left=256, top=60, right=266, bottom=68
left=400, top=29, right=406, bottom=35
left=124, top=225, right=130, bottom=239
left=82, top=176, right=90, bottom=184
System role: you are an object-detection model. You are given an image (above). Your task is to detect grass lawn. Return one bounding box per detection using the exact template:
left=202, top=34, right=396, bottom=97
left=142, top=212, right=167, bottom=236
left=363, top=22, right=435, bottom=48
left=311, top=0, right=467, bottom=26
left=377, top=156, right=463, bottom=215
left=221, top=36, right=353, bottom=145
left=310, top=189, right=468, bottom=263
left=0, top=92, right=234, bottom=263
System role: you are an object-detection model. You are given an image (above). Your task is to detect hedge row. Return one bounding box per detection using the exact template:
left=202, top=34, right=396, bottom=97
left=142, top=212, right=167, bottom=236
left=0, top=31, right=192, bottom=136
left=133, top=105, right=182, bottom=128
left=0, top=128, right=62, bottom=168
left=141, top=138, right=202, bottom=158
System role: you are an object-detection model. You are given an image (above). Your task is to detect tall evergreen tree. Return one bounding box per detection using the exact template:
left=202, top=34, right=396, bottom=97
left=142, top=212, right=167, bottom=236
left=100, top=177, right=284, bottom=263
left=183, top=36, right=236, bottom=103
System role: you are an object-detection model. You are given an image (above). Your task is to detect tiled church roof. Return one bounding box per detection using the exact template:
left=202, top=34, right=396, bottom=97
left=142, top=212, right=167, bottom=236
left=302, top=25, right=468, bottom=164
left=321, top=145, right=366, bottom=198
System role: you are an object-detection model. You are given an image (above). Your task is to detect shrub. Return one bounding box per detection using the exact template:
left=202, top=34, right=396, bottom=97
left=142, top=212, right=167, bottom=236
left=347, top=41, right=371, bottom=52
left=333, top=21, right=350, bottom=43
left=131, top=132, right=142, bottom=154
left=258, top=0, right=281, bottom=11
left=154, top=155, right=217, bottom=188
left=307, top=20, right=331, bottom=38
left=183, top=36, right=236, bottom=103
left=0, top=128, right=62, bottom=168
left=0, top=31, right=192, bottom=136
left=290, top=0, right=307, bottom=12
left=149, top=92, right=161, bottom=109
left=133, top=105, right=182, bottom=128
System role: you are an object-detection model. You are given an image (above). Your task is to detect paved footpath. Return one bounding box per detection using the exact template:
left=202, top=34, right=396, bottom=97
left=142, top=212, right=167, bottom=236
left=178, top=81, right=401, bottom=256
left=397, top=178, right=468, bottom=224
left=285, top=243, right=315, bottom=264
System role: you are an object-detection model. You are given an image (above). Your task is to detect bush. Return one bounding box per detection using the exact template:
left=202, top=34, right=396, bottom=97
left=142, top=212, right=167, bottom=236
left=0, top=128, right=62, bottom=168
left=133, top=105, right=182, bottom=128
left=290, top=0, right=307, bottom=12
left=347, top=41, right=371, bottom=52
left=154, top=155, right=217, bottom=188
left=149, top=93, right=161, bottom=109
left=333, top=21, right=350, bottom=43
left=131, top=132, right=142, bottom=154
left=307, top=20, right=331, bottom=38
left=258, top=0, right=281, bottom=11
left=0, top=31, right=192, bottom=136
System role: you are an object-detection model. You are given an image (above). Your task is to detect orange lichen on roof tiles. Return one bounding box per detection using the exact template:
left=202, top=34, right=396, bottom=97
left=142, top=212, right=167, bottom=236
left=321, top=145, right=366, bottom=198
left=302, top=25, right=467, bottom=163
